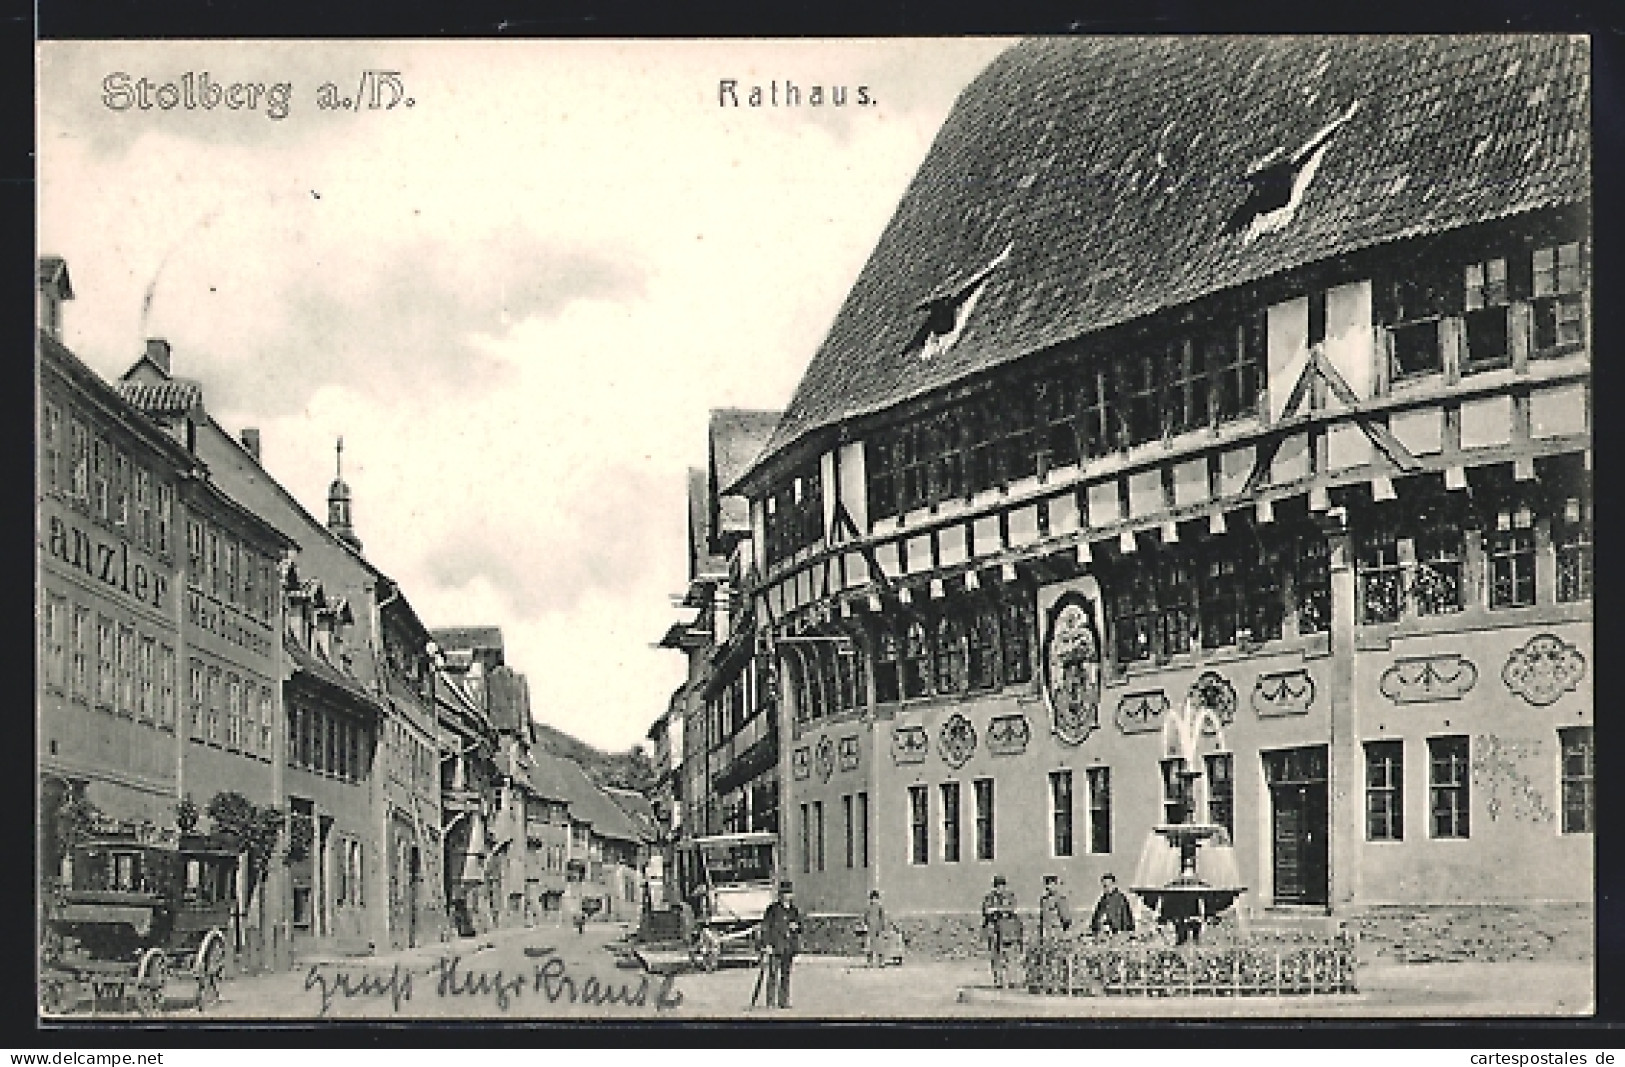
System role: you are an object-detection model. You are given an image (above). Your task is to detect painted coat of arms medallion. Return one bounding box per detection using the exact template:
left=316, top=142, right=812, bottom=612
left=1043, top=592, right=1102, bottom=745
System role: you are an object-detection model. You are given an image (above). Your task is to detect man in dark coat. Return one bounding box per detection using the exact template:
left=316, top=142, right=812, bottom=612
left=1089, top=872, right=1136, bottom=939
left=760, top=881, right=802, bottom=1008
left=1034, top=874, right=1072, bottom=992
left=980, top=874, right=1021, bottom=988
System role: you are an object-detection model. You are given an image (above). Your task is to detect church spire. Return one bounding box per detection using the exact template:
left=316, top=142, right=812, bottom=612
left=327, top=436, right=363, bottom=553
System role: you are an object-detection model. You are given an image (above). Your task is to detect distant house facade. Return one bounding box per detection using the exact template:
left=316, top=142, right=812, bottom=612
left=730, top=37, right=1591, bottom=951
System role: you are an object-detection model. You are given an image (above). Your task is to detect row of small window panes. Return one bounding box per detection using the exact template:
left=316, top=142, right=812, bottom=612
left=185, top=517, right=278, bottom=623
left=866, top=592, right=1036, bottom=707
left=866, top=318, right=1263, bottom=523
left=906, top=779, right=998, bottom=865
left=764, top=461, right=826, bottom=565
left=1384, top=241, right=1586, bottom=380
left=1365, top=728, right=1592, bottom=840
left=384, top=718, right=437, bottom=794
left=186, top=659, right=275, bottom=758
left=1107, top=521, right=1330, bottom=666
left=286, top=703, right=371, bottom=784
left=789, top=631, right=870, bottom=721
left=1355, top=488, right=1593, bottom=624
left=44, top=594, right=179, bottom=731
left=42, top=402, right=176, bottom=558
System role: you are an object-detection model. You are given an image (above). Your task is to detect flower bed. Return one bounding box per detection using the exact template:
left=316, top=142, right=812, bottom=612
left=1026, top=936, right=1358, bottom=997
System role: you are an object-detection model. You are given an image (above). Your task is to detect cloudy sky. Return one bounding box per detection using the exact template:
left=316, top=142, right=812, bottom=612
left=37, top=38, right=1013, bottom=752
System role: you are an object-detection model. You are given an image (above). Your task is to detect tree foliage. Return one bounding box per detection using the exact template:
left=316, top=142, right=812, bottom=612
left=205, top=791, right=283, bottom=898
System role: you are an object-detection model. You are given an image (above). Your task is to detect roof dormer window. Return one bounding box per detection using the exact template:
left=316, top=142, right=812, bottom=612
left=913, top=243, right=1013, bottom=360
left=1236, top=100, right=1360, bottom=242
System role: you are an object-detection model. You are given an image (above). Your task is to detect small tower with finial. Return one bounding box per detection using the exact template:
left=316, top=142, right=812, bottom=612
left=327, top=436, right=363, bottom=553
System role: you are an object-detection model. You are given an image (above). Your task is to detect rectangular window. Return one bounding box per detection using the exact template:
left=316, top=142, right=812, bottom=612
left=188, top=660, right=205, bottom=738
left=1111, top=556, right=1157, bottom=664
left=113, top=449, right=129, bottom=527
left=1037, top=377, right=1079, bottom=470
left=1086, top=767, right=1112, bottom=855
left=92, top=436, right=109, bottom=521
left=43, top=593, right=68, bottom=691
left=156, top=484, right=173, bottom=558
left=1050, top=770, right=1074, bottom=857
left=1486, top=515, right=1536, bottom=609
left=206, top=667, right=222, bottom=743
left=873, top=626, right=901, bottom=704
left=1167, top=339, right=1208, bottom=435
left=1205, top=753, right=1234, bottom=842
left=933, top=615, right=967, bottom=695
left=1365, top=740, right=1404, bottom=841
left=1428, top=736, right=1470, bottom=839
left=843, top=794, right=854, bottom=869
left=815, top=798, right=829, bottom=870
left=800, top=803, right=811, bottom=873
left=1160, top=757, right=1188, bottom=824
left=1000, top=592, right=1034, bottom=684
left=158, top=646, right=176, bottom=731
left=1559, top=726, right=1594, bottom=835
left=1294, top=527, right=1332, bottom=634
left=1077, top=367, right=1112, bottom=457
left=1200, top=543, right=1244, bottom=650
left=1554, top=496, right=1593, bottom=603
left=1462, top=257, right=1511, bottom=373
left=134, top=468, right=152, bottom=549
left=908, top=785, right=929, bottom=865
left=941, top=782, right=962, bottom=863
left=69, top=417, right=89, bottom=501
left=1357, top=512, right=1404, bottom=625
left=137, top=635, right=155, bottom=723
left=71, top=605, right=91, bottom=701
left=187, top=520, right=205, bottom=588
left=42, top=402, right=62, bottom=496
left=1413, top=522, right=1463, bottom=617
left=96, top=615, right=115, bottom=706
left=116, top=624, right=135, bottom=716
left=973, top=778, right=995, bottom=861
left=967, top=607, right=1000, bottom=690
left=1156, top=554, right=1197, bottom=658
left=206, top=527, right=221, bottom=597
left=1532, top=242, right=1585, bottom=357
left=858, top=791, right=871, bottom=868
left=1210, top=317, right=1263, bottom=425
left=225, top=540, right=240, bottom=607
left=901, top=620, right=930, bottom=699
left=1118, top=350, right=1163, bottom=446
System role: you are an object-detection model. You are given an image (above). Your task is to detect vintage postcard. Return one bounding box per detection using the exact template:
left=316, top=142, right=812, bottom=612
left=35, top=36, right=1593, bottom=1023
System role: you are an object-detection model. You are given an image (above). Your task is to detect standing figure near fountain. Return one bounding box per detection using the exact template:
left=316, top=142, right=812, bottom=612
left=980, top=875, right=1022, bottom=988
left=1032, top=874, right=1073, bottom=992
left=1089, top=873, right=1136, bottom=940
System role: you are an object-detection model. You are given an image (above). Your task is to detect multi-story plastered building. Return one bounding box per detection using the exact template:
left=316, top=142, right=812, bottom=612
left=39, top=267, right=297, bottom=969
left=119, top=341, right=451, bottom=954
left=730, top=38, right=1591, bottom=946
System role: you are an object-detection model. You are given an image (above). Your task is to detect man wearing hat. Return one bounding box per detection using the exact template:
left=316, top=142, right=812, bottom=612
left=1034, top=874, right=1073, bottom=992
left=980, top=874, right=1021, bottom=988
left=760, top=880, right=803, bottom=1008
left=1089, top=872, right=1136, bottom=940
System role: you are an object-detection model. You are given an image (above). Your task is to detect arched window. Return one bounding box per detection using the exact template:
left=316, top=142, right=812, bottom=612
left=902, top=619, right=931, bottom=699
left=933, top=615, right=967, bottom=695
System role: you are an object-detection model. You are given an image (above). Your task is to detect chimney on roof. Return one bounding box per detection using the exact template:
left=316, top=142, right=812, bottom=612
left=240, top=428, right=262, bottom=463
left=144, top=339, right=172, bottom=376
left=37, top=256, right=73, bottom=342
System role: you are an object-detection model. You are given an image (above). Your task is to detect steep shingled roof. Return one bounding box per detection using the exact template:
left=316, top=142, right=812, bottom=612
left=740, top=35, right=1590, bottom=489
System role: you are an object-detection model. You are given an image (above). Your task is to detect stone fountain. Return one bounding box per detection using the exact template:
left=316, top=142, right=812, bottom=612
left=1130, top=694, right=1247, bottom=944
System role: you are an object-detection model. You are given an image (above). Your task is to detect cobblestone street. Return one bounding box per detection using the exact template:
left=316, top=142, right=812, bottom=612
left=85, top=921, right=1591, bottom=1022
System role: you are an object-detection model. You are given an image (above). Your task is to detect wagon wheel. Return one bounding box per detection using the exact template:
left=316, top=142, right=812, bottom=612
left=193, top=930, right=228, bottom=1011
left=133, top=948, right=168, bottom=1016
left=691, top=927, right=721, bottom=973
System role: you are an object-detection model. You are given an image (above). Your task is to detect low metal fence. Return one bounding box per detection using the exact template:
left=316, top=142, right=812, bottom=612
left=1024, top=935, right=1358, bottom=997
